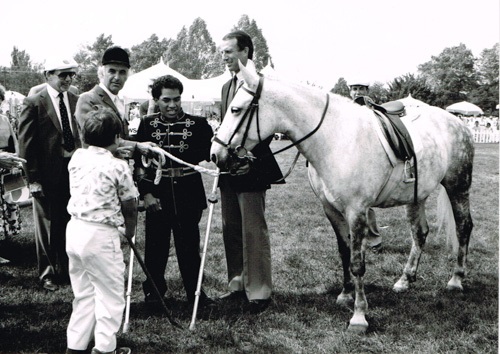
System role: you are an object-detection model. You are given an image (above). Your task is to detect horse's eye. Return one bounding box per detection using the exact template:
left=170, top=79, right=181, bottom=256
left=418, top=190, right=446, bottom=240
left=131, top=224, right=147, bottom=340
left=231, top=107, right=242, bottom=114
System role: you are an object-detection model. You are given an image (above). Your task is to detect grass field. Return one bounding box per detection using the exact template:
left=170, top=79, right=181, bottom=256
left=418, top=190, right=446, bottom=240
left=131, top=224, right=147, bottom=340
left=0, top=141, right=498, bottom=354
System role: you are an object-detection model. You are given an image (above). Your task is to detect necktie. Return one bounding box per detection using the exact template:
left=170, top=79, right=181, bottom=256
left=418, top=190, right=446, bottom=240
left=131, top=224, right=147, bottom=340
left=229, top=75, right=238, bottom=101
left=58, top=93, right=75, bottom=152
left=114, top=97, right=125, bottom=118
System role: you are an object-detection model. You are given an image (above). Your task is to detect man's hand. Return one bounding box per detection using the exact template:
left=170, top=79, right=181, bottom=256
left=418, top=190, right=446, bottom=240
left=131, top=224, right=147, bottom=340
left=29, top=182, right=44, bottom=198
left=143, top=193, right=162, bottom=212
left=0, top=152, right=26, bottom=169
left=136, top=141, right=159, bottom=157
left=115, top=146, right=135, bottom=159
left=230, top=151, right=254, bottom=176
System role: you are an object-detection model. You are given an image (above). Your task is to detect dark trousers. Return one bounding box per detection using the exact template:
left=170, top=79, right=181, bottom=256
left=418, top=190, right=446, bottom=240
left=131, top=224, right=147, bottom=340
left=142, top=206, right=206, bottom=303
left=33, top=160, right=71, bottom=282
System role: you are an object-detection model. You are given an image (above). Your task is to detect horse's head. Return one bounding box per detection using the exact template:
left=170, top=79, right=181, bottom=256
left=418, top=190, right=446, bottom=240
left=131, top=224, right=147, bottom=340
left=211, top=59, right=276, bottom=171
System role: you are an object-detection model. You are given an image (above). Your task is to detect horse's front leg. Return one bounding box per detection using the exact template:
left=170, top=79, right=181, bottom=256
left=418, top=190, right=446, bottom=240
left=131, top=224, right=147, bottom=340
left=347, top=210, right=369, bottom=333
left=323, top=205, right=353, bottom=305
left=393, top=200, right=429, bottom=292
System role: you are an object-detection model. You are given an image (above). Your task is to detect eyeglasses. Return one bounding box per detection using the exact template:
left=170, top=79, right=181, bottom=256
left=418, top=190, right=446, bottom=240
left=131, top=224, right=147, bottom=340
left=57, top=72, right=77, bottom=80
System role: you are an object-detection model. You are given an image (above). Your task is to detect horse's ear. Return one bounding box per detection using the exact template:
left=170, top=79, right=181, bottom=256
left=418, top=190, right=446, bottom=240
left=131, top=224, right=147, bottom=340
left=239, top=59, right=259, bottom=93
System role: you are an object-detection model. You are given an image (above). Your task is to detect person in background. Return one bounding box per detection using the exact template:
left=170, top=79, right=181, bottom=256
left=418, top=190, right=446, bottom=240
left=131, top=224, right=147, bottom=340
left=0, top=85, right=22, bottom=240
left=75, top=46, right=157, bottom=159
left=218, top=30, right=284, bottom=313
left=134, top=75, right=214, bottom=307
left=0, top=149, right=26, bottom=265
left=65, top=106, right=137, bottom=354
left=18, top=58, right=81, bottom=291
left=348, top=81, right=383, bottom=252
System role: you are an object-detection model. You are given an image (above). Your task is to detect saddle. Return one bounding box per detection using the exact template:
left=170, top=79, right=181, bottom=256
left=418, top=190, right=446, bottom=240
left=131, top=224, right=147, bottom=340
left=355, top=96, right=418, bottom=203
left=354, top=96, right=415, bottom=163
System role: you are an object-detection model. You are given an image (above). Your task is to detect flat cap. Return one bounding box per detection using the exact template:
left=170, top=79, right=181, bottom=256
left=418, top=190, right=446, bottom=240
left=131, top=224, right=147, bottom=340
left=44, top=58, right=78, bottom=72
left=102, top=46, right=130, bottom=68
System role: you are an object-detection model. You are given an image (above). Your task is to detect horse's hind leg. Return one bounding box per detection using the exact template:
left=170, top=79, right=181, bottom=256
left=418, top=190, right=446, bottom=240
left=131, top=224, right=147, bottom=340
left=393, top=199, right=429, bottom=292
left=445, top=189, right=473, bottom=291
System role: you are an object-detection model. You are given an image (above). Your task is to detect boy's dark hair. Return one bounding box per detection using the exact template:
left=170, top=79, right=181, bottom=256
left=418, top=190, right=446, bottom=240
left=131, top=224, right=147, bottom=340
left=222, top=30, right=254, bottom=60
left=83, top=106, right=122, bottom=147
left=151, top=75, right=184, bottom=99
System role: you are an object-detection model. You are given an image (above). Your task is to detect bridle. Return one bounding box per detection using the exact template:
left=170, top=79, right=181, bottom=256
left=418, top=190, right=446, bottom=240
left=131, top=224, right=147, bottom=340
left=212, top=75, right=330, bottom=171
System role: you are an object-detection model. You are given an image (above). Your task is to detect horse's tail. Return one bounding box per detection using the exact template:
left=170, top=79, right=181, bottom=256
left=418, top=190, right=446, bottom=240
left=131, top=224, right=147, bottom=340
left=436, top=185, right=458, bottom=255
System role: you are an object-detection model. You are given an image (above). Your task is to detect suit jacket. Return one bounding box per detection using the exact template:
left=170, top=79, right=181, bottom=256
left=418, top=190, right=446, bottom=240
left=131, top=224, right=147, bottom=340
left=75, top=85, right=129, bottom=139
left=18, top=87, right=81, bottom=195
left=220, top=77, right=284, bottom=192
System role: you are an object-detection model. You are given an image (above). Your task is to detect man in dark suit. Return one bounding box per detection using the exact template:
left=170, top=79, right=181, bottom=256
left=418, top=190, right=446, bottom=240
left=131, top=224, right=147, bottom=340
left=18, top=58, right=81, bottom=291
left=76, top=46, right=156, bottom=157
left=218, top=31, right=284, bottom=312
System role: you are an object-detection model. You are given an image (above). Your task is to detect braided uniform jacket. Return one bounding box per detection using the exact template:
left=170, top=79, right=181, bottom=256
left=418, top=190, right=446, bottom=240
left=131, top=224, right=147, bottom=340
left=134, top=112, right=214, bottom=213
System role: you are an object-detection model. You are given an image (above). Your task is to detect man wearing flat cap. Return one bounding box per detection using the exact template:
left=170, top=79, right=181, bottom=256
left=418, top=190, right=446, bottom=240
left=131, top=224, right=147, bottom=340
left=76, top=46, right=156, bottom=157
left=18, top=57, right=81, bottom=291
left=348, top=80, right=382, bottom=252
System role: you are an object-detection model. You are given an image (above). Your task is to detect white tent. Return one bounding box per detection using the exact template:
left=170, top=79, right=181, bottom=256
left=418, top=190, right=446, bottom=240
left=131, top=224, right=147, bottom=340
left=397, top=94, right=429, bottom=108
left=120, top=59, right=231, bottom=105
left=120, top=58, right=189, bottom=104
left=446, top=101, right=484, bottom=116
left=183, top=69, right=231, bottom=102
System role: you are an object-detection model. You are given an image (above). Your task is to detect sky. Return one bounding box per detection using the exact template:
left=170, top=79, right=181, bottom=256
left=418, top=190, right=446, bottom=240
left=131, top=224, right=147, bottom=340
left=1, top=0, right=498, bottom=89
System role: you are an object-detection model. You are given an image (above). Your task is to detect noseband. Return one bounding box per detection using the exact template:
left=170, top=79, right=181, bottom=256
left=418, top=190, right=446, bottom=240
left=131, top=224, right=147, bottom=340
left=212, top=75, right=265, bottom=165
left=212, top=75, right=330, bottom=166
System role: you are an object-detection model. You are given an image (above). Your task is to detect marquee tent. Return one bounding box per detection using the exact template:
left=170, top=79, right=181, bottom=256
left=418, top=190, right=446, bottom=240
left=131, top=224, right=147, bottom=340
left=120, top=59, right=231, bottom=104
left=397, top=93, right=429, bottom=108
left=446, top=101, right=483, bottom=116
left=120, top=58, right=189, bottom=104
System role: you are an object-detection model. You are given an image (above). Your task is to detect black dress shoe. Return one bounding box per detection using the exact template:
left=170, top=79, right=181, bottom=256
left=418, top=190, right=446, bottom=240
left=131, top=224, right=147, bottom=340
left=246, top=299, right=270, bottom=314
left=42, top=278, right=58, bottom=291
left=218, top=291, right=246, bottom=302
left=198, top=296, right=218, bottom=308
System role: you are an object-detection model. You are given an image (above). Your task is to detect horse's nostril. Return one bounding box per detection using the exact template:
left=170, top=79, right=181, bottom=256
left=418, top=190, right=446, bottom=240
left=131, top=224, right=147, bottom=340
left=211, top=154, right=217, bottom=163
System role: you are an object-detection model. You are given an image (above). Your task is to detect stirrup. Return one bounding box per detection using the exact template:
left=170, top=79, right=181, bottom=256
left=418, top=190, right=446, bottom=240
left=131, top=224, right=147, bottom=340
left=404, top=160, right=415, bottom=183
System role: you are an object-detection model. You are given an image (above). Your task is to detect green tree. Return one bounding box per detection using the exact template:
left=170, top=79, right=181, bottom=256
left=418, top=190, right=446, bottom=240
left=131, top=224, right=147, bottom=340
left=418, top=43, right=477, bottom=107
left=330, top=77, right=350, bottom=98
left=74, top=34, right=115, bottom=92
left=386, top=73, right=435, bottom=104
left=2, top=47, right=44, bottom=95
left=167, top=19, right=224, bottom=79
left=468, top=43, right=499, bottom=115
left=232, top=15, right=271, bottom=71
left=130, top=34, right=171, bottom=73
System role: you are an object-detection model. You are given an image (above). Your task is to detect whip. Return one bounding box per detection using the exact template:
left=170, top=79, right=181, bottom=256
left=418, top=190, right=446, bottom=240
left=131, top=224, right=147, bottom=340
left=189, top=170, right=220, bottom=331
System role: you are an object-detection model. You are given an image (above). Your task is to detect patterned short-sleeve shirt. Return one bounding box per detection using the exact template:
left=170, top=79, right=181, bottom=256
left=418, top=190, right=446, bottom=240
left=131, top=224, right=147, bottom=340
left=67, top=146, right=139, bottom=227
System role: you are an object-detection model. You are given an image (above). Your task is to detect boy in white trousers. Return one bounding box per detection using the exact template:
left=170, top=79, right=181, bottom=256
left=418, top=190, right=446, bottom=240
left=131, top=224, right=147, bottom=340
left=65, top=106, right=138, bottom=354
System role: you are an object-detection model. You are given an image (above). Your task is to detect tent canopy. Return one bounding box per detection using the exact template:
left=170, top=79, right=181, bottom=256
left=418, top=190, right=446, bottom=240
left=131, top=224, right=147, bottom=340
left=120, top=59, right=231, bottom=104
left=446, top=101, right=483, bottom=116
left=397, top=93, right=429, bottom=108
left=119, top=58, right=189, bottom=104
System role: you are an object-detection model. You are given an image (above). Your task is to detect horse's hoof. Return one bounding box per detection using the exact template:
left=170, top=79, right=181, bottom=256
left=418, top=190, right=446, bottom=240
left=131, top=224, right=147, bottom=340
left=348, top=314, right=368, bottom=333
left=347, top=322, right=368, bottom=334
left=393, top=278, right=409, bottom=293
left=446, top=276, right=464, bottom=291
left=336, top=293, right=354, bottom=306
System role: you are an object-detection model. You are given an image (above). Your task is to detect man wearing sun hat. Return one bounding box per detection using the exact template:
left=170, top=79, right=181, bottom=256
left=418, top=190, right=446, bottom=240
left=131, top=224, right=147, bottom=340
left=76, top=46, right=157, bottom=158
left=18, top=57, right=81, bottom=291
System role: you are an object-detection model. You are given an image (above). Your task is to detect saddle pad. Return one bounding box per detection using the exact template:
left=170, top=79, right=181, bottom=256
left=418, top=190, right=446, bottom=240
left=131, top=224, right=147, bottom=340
left=372, top=110, right=423, bottom=206
left=373, top=111, right=423, bottom=167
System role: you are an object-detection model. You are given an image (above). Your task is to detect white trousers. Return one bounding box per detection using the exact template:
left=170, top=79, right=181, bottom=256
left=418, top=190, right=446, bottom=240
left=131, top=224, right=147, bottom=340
left=66, top=219, right=125, bottom=353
